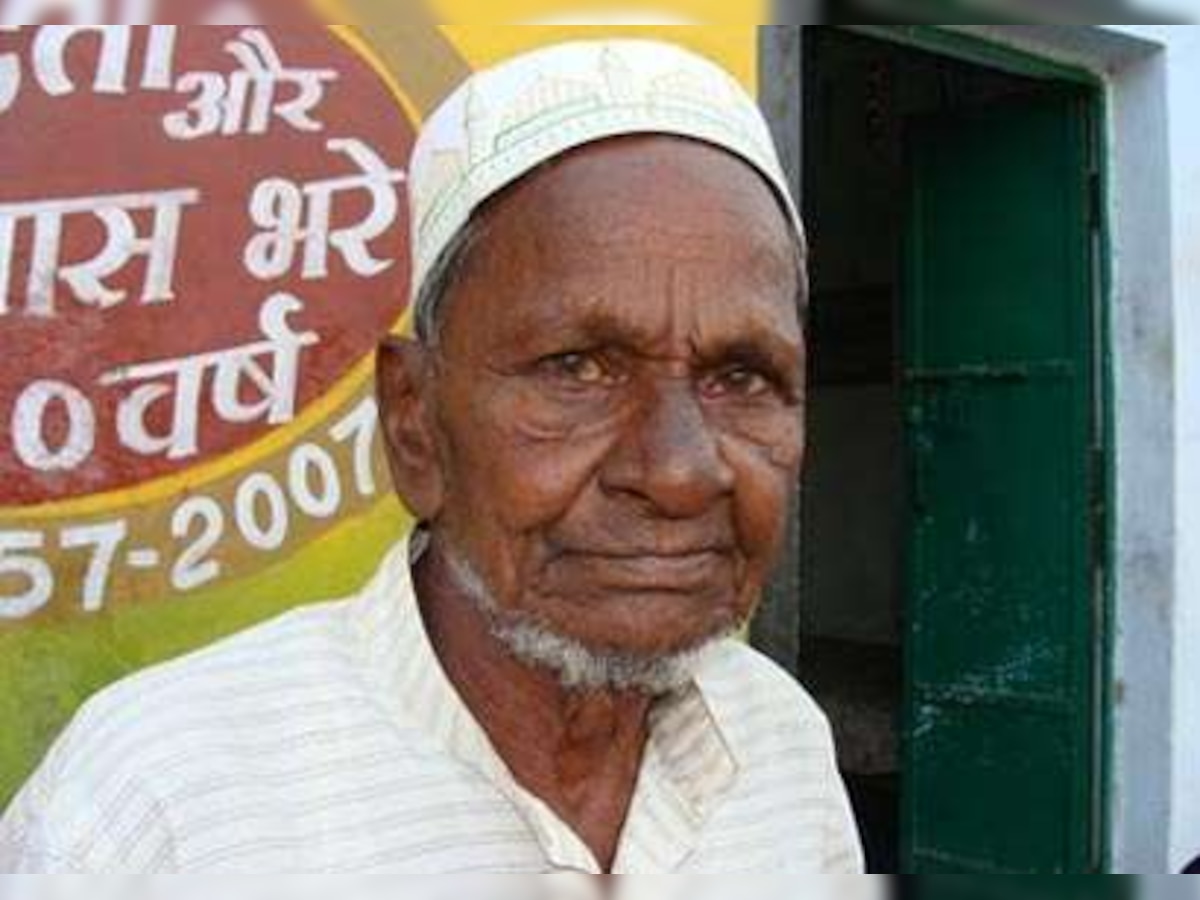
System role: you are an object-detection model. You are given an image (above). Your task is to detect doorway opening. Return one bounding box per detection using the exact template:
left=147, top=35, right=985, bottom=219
left=799, top=27, right=1107, bottom=874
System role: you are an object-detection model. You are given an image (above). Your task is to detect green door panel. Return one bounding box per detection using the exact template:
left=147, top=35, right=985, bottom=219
left=903, top=92, right=1102, bottom=874
left=908, top=704, right=1077, bottom=871
left=910, top=378, right=1080, bottom=696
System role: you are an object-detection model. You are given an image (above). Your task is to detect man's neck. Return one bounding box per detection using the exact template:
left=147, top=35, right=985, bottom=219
left=413, top=542, right=655, bottom=872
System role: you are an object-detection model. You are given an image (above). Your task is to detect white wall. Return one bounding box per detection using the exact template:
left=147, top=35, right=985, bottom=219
left=1109, top=24, right=1200, bottom=875
left=1144, top=25, right=1200, bottom=876
left=1165, top=27, right=1200, bottom=873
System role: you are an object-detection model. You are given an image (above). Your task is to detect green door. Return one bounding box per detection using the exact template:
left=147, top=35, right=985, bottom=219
left=902, top=91, right=1105, bottom=873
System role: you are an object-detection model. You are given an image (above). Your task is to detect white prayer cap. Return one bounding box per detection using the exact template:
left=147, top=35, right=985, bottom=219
left=406, top=38, right=803, bottom=334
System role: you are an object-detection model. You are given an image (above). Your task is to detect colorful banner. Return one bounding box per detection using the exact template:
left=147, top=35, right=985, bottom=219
left=0, top=7, right=759, bottom=806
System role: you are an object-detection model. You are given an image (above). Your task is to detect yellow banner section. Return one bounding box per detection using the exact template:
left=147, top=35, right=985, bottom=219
left=327, top=2, right=763, bottom=109
left=443, top=23, right=763, bottom=94
left=429, top=0, right=769, bottom=22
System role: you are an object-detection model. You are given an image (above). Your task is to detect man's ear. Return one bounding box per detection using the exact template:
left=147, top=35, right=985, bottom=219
left=376, top=336, right=446, bottom=522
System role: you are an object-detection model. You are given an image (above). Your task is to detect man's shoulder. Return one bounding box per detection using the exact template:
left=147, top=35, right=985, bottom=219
left=0, top=594, right=367, bottom=871
left=17, top=592, right=365, bottom=800
left=695, top=639, right=834, bottom=751
left=80, top=596, right=355, bottom=726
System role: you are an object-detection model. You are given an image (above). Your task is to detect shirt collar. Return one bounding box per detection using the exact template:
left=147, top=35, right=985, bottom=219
left=346, top=531, right=740, bottom=873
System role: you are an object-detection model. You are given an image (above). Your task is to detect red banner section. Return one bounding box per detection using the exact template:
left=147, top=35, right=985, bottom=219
left=0, top=24, right=415, bottom=506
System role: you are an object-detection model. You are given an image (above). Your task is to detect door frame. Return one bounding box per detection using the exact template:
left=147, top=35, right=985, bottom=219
left=756, top=23, right=1118, bottom=871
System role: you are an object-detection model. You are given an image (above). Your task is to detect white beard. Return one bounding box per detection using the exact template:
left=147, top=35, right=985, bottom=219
left=441, top=542, right=737, bottom=696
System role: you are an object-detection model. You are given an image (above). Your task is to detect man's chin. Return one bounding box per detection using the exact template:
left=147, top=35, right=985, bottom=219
left=487, top=615, right=740, bottom=695
left=440, top=540, right=743, bottom=693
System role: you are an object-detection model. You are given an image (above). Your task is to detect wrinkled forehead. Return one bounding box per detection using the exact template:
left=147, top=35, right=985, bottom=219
left=415, top=132, right=806, bottom=352
left=434, top=136, right=806, bottom=360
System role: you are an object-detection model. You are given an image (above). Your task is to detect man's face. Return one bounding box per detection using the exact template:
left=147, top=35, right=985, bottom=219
left=392, top=135, right=805, bottom=659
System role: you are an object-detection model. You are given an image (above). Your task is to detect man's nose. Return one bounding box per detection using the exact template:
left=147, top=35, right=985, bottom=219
left=599, top=379, right=735, bottom=518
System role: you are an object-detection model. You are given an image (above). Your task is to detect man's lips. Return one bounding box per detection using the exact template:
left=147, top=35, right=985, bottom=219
left=553, top=547, right=736, bottom=591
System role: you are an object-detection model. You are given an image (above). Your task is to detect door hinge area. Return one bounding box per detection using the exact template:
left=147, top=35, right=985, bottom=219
left=1089, top=444, right=1110, bottom=569
left=1087, top=170, right=1104, bottom=232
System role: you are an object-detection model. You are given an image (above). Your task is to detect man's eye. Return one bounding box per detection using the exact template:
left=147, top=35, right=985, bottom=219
left=538, top=351, right=611, bottom=386
left=703, top=366, right=776, bottom=399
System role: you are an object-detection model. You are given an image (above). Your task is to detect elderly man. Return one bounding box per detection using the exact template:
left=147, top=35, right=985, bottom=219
left=0, top=40, right=862, bottom=874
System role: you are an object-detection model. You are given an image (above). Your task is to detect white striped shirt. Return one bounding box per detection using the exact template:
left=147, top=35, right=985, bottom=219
left=0, top=534, right=864, bottom=874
